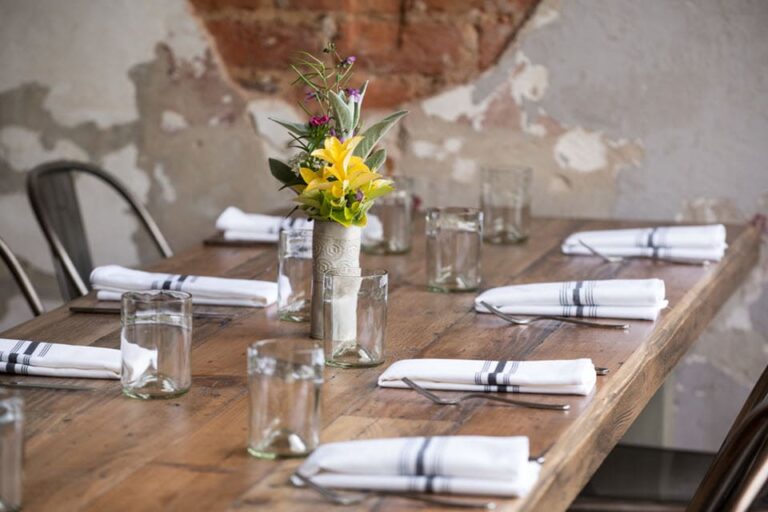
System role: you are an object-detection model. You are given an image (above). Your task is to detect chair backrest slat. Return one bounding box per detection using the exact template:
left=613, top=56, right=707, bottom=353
left=0, top=236, right=44, bottom=316
left=27, top=160, right=173, bottom=301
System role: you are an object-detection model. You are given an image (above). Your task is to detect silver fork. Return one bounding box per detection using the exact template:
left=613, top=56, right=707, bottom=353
left=481, top=301, right=629, bottom=330
left=402, top=377, right=570, bottom=411
left=578, top=239, right=711, bottom=266
left=292, top=472, right=497, bottom=509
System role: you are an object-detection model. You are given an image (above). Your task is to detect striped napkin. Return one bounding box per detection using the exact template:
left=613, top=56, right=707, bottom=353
left=0, top=338, right=120, bottom=379
left=562, top=225, right=727, bottom=262
left=215, top=207, right=313, bottom=242
left=475, top=279, right=667, bottom=320
left=292, top=436, right=540, bottom=497
left=379, top=358, right=596, bottom=395
left=90, top=265, right=277, bottom=307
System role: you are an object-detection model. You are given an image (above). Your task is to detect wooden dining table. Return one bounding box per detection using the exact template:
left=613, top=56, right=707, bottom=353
left=1, top=216, right=761, bottom=511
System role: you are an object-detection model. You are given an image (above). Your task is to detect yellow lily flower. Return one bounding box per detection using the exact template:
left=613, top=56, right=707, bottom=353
left=311, top=136, right=363, bottom=176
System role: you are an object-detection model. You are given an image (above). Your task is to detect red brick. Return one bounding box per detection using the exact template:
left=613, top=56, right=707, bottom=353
left=188, top=0, right=272, bottom=13
left=202, top=18, right=322, bottom=68
left=477, top=19, right=515, bottom=69
left=281, top=0, right=402, bottom=14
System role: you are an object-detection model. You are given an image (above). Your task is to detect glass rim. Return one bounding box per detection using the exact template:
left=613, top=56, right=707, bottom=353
left=425, top=206, right=482, bottom=215
left=323, top=268, right=388, bottom=279
left=121, top=290, right=191, bottom=303
left=279, top=227, right=314, bottom=237
left=247, top=338, right=322, bottom=359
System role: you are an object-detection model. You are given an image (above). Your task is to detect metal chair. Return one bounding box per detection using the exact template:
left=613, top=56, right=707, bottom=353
left=26, top=160, right=172, bottom=300
left=572, top=364, right=768, bottom=511
left=0, top=235, right=44, bottom=316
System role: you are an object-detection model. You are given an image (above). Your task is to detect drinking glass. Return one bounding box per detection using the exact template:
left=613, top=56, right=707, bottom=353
left=247, top=338, right=323, bottom=459
left=481, top=166, right=532, bottom=244
left=426, top=207, right=483, bottom=292
left=121, top=290, right=192, bottom=399
left=323, top=269, right=388, bottom=368
left=277, top=229, right=313, bottom=322
left=362, top=176, right=413, bottom=254
left=0, top=391, right=22, bottom=512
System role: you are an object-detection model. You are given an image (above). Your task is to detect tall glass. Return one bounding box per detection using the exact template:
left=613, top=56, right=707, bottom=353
left=0, top=391, right=22, bottom=512
left=121, top=291, right=192, bottom=399
left=323, top=269, right=388, bottom=368
left=481, top=166, right=532, bottom=244
left=278, top=229, right=313, bottom=322
left=362, top=176, right=413, bottom=254
left=426, top=207, right=483, bottom=292
left=247, top=338, right=323, bottom=459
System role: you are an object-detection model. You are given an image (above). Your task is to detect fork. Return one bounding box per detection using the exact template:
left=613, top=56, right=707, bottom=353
left=402, top=377, right=570, bottom=411
left=292, top=472, right=497, bottom=509
left=577, top=239, right=711, bottom=266
left=480, top=301, right=629, bottom=330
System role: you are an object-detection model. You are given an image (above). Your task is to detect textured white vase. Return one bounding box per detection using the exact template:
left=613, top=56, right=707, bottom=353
left=311, top=221, right=361, bottom=339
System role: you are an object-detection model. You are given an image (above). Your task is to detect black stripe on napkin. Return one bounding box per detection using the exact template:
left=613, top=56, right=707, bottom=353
left=174, top=275, right=189, bottom=291
left=424, top=475, right=436, bottom=494
left=415, top=437, right=433, bottom=476
left=573, top=281, right=583, bottom=306
left=647, top=227, right=659, bottom=248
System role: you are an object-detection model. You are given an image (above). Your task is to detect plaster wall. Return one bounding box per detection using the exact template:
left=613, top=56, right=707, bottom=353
left=0, top=0, right=766, bottom=451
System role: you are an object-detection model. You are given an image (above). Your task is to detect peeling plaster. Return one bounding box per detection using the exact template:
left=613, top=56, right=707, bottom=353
left=161, top=111, right=189, bottom=133
left=554, top=127, right=608, bottom=173
left=510, top=51, right=549, bottom=104
left=0, top=126, right=88, bottom=171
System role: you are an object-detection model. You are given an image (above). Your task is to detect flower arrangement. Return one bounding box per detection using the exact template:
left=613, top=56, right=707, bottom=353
left=268, top=43, right=407, bottom=227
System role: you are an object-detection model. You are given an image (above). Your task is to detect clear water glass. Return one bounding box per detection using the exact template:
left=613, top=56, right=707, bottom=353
left=426, top=207, right=483, bottom=292
left=121, top=291, right=192, bottom=399
left=0, top=391, right=22, bottom=512
left=278, top=229, right=313, bottom=322
left=247, top=338, right=323, bottom=459
left=323, top=269, right=388, bottom=368
left=481, top=166, right=532, bottom=244
left=362, top=176, right=413, bottom=254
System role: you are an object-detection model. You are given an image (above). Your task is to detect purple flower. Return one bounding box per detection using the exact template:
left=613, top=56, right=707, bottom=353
left=329, top=128, right=337, bottom=137
left=305, top=90, right=317, bottom=101
left=309, top=115, right=330, bottom=127
left=344, top=88, right=361, bottom=103
left=341, top=55, right=356, bottom=67
left=355, top=190, right=364, bottom=201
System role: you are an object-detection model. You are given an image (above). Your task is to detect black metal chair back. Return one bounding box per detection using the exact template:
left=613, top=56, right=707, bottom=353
left=0, top=236, right=44, bottom=316
left=26, top=161, right=172, bottom=300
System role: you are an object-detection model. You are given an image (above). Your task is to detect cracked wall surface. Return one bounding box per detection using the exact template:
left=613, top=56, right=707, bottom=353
left=1, top=0, right=767, bottom=451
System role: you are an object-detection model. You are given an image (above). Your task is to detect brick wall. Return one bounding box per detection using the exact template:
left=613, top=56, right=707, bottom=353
left=188, top=0, right=540, bottom=108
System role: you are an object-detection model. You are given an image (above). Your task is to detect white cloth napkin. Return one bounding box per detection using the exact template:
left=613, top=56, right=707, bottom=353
left=562, top=225, right=727, bottom=262
left=90, top=265, right=277, bottom=307
left=475, top=279, right=667, bottom=320
left=0, top=338, right=120, bottom=379
left=379, top=358, right=596, bottom=395
left=215, top=207, right=313, bottom=242
left=293, top=436, right=540, bottom=498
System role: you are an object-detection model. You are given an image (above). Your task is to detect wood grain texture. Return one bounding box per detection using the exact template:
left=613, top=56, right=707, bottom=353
left=0, top=217, right=760, bottom=512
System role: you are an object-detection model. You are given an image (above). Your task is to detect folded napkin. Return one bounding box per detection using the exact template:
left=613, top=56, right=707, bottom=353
left=379, top=358, right=596, bottom=395
left=475, top=279, right=667, bottom=320
left=90, top=265, right=277, bottom=307
left=293, top=436, right=540, bottom=497
left=0, top=338, right=120, bottom=379
left=562, top=225, right=727, bottom=262
left=215, top=207, right=313, bottom=242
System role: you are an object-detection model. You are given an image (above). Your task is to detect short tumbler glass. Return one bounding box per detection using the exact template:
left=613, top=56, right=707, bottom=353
left=278, top=229, right=313, bottom=322
left=0, top=391, right=23, bottom=512
left=323, top=269, right=388, bottom=368
left=426, top=207, right=483, bottom=292
left=247, top=338, right=323, bottom=459
left=121, top=290, right=192, bottom=399
left=362, top=176, right=413, bottom=255
left=481, top=166, right=532, bottom=244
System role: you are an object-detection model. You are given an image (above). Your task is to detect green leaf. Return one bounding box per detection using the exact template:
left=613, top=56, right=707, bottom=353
left=352, top=81, right=368, bottom=132
left=353, top=110, right=408, bottom=160
left=329, top=91, right=354, bottom=136
left=269, top=118, right=309, bottom=137
left=269, top=158, right=297, bottom=186
left=365, top=148, right=386, bottom=171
